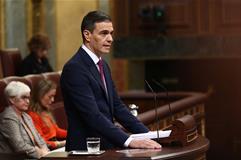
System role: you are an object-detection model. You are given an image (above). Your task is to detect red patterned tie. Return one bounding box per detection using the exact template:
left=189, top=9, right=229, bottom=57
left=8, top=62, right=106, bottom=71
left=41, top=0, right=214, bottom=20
left=97, top=59, right=107, bottom=91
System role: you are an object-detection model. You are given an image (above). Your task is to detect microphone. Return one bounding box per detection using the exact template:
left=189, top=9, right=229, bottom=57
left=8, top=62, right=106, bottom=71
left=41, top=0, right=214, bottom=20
left=144, top=80, right=160, bottom=141
left=150, top=80, right=198, bottom=146
left=152, top=79, right=172, bottom=118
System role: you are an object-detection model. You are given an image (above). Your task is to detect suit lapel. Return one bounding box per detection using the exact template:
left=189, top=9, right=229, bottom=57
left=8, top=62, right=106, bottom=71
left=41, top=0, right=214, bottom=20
left=21, top=114, right=41, bottom=147
left=79, top=48, right=109, bottom=101
left=102, top=62, right=113, bottom=104
left=90, top=65, right=113, bottom=120
left=90, top=64, right=107, bottom=94
left=78, top=48, right=114, bottom=117
left=102, top=62, right=114, bottom=119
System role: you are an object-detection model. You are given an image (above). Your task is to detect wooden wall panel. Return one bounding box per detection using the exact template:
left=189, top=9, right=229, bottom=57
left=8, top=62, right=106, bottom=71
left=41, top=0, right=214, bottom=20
left=163, top=0, right=199, bottom=36
left=112, top=0, right=130, bottom=37
left=111, top=0, right=130, bottom=91
left=113, top=0, right=241, bottom=159
left=114, top=0, right=241, bottom=36
left=0, top=0, right=4, bottom=48
left=145, top=58, right=241, bottom=159
left=31, top=0, right=45, bottom=34
left=210, top=0, right=241, bottom=35
left=198, top=0, right=210, bottom=34
left=128, top=0, right=199, bottom=36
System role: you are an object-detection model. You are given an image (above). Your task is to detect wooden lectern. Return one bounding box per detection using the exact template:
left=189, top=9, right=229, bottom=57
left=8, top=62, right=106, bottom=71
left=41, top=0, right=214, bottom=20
left=41, top=136, right=209, bottom=160
left=159, top=114, right=198, bottom=146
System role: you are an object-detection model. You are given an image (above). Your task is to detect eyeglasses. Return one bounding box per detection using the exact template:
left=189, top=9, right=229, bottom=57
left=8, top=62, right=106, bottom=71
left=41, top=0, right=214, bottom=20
left=19, top=95, right=30, bottom=100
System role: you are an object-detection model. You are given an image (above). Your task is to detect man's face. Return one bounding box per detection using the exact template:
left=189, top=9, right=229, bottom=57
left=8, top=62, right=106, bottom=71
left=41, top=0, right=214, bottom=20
left=84, top=21, right=114, bottom=57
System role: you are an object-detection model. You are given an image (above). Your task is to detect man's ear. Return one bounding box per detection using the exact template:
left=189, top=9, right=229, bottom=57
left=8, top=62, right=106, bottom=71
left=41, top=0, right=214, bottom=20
left=83, top=30, right=91, bottom=42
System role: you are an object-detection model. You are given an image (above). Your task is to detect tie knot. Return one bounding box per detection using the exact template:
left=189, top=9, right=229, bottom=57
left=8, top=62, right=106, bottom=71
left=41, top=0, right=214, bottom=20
left=98, top=59, right=103, bottom=68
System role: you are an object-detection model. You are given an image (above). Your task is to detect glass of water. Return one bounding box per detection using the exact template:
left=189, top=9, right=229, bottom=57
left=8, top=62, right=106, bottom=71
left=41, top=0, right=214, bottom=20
left=86, top=137, right=100, bottom=153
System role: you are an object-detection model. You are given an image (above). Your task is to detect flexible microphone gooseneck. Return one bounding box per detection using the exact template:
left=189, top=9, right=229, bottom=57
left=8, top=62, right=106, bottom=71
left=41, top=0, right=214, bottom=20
left=145, top=80, right=160, bottom=142
left=152, top=79, right=172, bottom=118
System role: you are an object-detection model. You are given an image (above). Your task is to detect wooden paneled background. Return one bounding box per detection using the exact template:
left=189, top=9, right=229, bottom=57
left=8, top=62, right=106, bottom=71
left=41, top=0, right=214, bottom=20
left=112, top=0, right=241, bottom=159
left=113, top=0, right=241, bottom=36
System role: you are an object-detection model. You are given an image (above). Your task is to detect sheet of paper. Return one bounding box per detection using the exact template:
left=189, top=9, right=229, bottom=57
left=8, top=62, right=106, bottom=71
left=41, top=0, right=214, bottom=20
left=68, top=150, right=105, bottom=155
left=50, top=146, right=65, bottom=153
left=130, top=130, right=171, bottom=140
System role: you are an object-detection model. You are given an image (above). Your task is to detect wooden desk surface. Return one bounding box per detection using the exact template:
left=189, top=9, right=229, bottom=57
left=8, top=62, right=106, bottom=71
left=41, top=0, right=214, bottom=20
left=41, top=136, right=209, bottom=160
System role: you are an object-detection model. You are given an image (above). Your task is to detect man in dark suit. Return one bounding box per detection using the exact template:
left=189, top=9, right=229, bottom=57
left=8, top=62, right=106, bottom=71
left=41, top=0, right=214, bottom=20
left=60, top=10, right=161, bottom=151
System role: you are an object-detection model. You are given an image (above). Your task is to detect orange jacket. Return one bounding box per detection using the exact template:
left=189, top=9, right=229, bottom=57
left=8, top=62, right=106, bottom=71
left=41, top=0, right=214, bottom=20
left=28, top=111, right=67, bottom=149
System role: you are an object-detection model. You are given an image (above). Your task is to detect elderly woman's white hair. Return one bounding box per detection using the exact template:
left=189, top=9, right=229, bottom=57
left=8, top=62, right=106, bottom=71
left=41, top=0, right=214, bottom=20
left=4, top=81, right=31, bottom=98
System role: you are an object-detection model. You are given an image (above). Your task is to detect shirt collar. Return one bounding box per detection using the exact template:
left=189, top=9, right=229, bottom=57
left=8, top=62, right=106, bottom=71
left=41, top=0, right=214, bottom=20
left=82, top=44, right=100, bottom=65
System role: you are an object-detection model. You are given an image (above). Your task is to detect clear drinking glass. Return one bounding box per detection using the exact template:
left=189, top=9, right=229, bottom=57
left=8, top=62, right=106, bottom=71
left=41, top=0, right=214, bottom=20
left=86, top=137, right=100, bottom=153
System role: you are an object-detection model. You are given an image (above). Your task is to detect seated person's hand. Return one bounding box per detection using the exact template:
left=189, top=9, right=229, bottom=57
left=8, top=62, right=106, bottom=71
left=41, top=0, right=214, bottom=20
left=35, top=146, right=49, bottom=158
left=56, top=140, right=66, bottom=148
left=128, top=139, right=161, bottom=149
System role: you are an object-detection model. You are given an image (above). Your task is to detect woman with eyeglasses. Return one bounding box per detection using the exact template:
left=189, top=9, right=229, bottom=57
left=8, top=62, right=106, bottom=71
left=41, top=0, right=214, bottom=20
left=0, top=81, right=49, bottom=159
left=28, top=79, right=66, bottom=150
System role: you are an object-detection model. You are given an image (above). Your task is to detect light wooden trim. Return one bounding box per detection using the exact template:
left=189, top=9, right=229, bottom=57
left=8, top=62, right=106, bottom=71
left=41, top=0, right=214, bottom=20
left=0, top=0, right=5, bottom=48
left=26, top=0, right=33, bottom=40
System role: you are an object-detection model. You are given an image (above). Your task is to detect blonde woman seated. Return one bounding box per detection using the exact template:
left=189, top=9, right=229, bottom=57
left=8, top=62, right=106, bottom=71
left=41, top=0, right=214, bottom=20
left=28, top=80, right=66, bottom=150
left=0, top=81, right=49, bottom=159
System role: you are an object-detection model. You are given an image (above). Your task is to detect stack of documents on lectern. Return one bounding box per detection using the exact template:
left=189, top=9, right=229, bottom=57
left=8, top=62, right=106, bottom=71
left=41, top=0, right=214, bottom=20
left=130, top=130, right=171, bottom=140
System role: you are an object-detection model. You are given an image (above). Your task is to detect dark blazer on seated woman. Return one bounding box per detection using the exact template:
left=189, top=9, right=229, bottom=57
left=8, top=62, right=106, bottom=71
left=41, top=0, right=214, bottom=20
left=18, top=33, right=53, bottom=76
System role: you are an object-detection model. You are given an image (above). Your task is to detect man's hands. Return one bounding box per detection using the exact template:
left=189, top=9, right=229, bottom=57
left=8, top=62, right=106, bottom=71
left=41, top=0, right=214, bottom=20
left=128, top=139, right=161, bottom=149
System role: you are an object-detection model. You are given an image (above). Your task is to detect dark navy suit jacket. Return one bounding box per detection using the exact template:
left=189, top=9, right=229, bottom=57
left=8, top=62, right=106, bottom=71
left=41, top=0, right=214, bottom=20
left=60, top=47, right=149, bottom=151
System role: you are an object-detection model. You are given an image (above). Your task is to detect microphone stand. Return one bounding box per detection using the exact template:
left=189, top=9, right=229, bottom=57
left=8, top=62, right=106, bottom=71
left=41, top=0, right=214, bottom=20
left=152, top=79, right=172, bottom=118
left=151, top=79, right=198, bottom=146
left=145, top=80, right=160, bottom=142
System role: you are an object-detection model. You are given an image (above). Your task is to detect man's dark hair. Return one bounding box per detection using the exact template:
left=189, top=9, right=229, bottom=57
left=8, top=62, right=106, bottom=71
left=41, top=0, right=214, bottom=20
left=81, top=10, right=112, bottom=40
